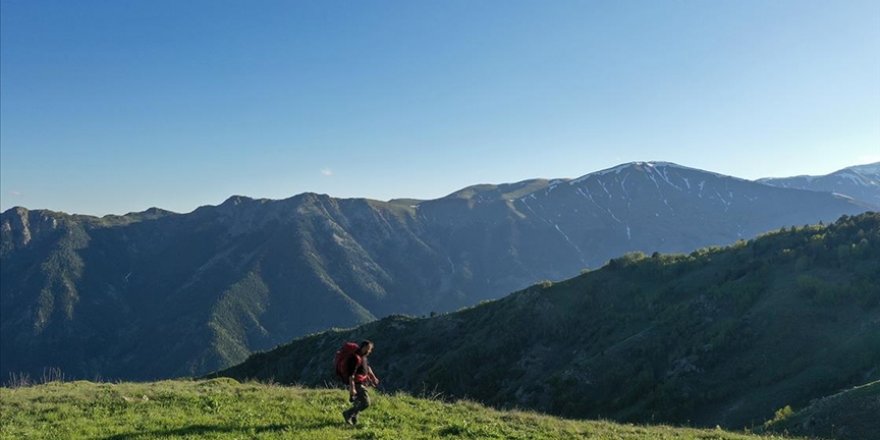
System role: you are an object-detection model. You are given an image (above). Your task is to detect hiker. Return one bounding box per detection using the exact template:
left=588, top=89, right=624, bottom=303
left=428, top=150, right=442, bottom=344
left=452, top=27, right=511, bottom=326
left=336, top=340, right=380, bottom=425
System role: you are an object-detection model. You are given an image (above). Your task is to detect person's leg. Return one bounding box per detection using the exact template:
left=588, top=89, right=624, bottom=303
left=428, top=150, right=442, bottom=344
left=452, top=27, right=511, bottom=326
left=351, top=383, right=370, bottom=424
left=343, top=383, right=371, bottom=424
left=342, top=405, right=353, bottom=424
left=342, top=387, right=357, bottom=424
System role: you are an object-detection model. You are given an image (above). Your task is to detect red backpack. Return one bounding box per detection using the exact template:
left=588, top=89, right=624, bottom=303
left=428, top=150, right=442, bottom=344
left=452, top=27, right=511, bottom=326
left=334, top=342, right=367, bottom=383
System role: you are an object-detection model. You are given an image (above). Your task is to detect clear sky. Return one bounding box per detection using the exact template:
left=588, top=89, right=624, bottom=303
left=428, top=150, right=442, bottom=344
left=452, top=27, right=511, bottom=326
left=1, top=0, right=878, bottom=216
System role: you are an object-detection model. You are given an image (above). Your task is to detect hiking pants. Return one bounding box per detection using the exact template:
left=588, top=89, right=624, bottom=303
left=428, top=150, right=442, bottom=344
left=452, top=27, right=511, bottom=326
left=345, top=383, right=370, bottom=418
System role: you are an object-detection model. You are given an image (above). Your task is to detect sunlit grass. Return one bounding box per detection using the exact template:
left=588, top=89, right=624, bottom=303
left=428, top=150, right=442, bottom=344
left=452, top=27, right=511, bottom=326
left=0, top=379, right=801, bottom=440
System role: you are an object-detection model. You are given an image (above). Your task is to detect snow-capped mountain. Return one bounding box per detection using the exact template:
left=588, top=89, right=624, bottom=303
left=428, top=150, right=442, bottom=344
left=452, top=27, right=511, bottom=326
left=758, top=162, right=880, bottom=208
left=422, top=161, right=864, bottom=273
left=1, top=161, right=870, bottom=381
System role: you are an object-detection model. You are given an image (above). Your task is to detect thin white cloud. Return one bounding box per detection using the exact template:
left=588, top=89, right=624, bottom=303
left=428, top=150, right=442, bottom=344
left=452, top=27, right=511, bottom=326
left=320, top=168, right=333, bottom=176
left=8, top=190, right=22, bottom=197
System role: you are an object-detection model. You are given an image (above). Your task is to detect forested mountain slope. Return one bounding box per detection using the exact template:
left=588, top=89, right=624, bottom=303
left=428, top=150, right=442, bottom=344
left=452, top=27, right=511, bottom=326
left=216, top=213, right=880, bottom=431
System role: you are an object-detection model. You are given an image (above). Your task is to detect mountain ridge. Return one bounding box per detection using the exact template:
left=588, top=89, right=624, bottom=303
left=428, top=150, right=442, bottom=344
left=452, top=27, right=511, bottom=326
left=8, top=160, right=877, bottom=218
left=1, top=162, right=873, bottom=380
left=758, top=162, right=880, bottom=208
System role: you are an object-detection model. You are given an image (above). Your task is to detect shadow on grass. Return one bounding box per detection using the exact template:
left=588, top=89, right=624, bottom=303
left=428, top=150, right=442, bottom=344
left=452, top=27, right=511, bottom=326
left=100, top=421, right=339, bottom=439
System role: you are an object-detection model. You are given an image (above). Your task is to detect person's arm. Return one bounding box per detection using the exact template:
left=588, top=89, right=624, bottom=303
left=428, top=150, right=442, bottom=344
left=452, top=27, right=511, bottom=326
left=367, top=365, right=379, bottom=386
left=347, top=356, right=358, bottom=397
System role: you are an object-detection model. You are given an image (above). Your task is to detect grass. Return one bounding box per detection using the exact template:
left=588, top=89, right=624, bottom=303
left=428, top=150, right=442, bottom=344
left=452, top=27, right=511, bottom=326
left=763, top=380, right=880, bottom=440
left=0, top=379, right=802, bottom=440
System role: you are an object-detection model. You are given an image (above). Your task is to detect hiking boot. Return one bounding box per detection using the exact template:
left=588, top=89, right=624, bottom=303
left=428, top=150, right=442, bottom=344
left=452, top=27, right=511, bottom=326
left=342, top=410, right=354, bottom=425
left=351, top=415, right=359, bottom=425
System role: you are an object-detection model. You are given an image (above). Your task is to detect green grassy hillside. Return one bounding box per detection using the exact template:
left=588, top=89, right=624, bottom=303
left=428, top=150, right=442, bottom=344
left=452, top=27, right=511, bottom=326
left=763, top=380, right=880, bottom=440
left=214, top=213, right=880, bottom=432
left=0, top=379, right=800, bottom=440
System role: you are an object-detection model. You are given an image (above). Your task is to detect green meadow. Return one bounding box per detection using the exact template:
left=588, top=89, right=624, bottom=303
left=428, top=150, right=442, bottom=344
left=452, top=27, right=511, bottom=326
left=0, top=379, right=801, bottom=440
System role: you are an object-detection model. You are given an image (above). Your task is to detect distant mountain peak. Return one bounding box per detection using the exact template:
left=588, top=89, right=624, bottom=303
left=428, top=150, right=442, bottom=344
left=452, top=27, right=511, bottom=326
left=221, top=195, right=255, bottom=206
left=758, top=161, right=880, bottom=208
left=2, top=206, right=29, bottom=216
left=847, top=161, right=880, bottom=175
left=760, top=162, right=880, bottom=182
left=443, top=179, right=551, bottom=201
left=572, top=161, right=720, bottom=183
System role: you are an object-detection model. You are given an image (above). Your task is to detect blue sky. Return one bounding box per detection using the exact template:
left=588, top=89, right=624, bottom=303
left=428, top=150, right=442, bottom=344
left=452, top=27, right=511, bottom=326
left=2, top=0, right=878, bottom=215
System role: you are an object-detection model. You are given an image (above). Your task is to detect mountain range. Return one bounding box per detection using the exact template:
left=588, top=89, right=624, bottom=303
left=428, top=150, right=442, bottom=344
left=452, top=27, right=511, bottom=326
left=1, top=161, right=876, bottom=380
left=214, top=212, right=880, bottom=432
left=759, top=162, right=880, bottom=209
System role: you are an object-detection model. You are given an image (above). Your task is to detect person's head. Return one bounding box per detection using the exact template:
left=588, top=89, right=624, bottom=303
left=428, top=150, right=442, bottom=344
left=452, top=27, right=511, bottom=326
left=358, top=340, right=374, bottom=356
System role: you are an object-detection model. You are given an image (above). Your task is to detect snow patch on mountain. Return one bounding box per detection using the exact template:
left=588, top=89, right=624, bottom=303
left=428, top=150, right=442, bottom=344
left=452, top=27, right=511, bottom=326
left=572, top=161, right=735, bottom=186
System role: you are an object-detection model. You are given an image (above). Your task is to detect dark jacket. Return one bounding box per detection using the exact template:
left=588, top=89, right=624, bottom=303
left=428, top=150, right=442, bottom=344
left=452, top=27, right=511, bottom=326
left=345, top=354, right=369, bottom=384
